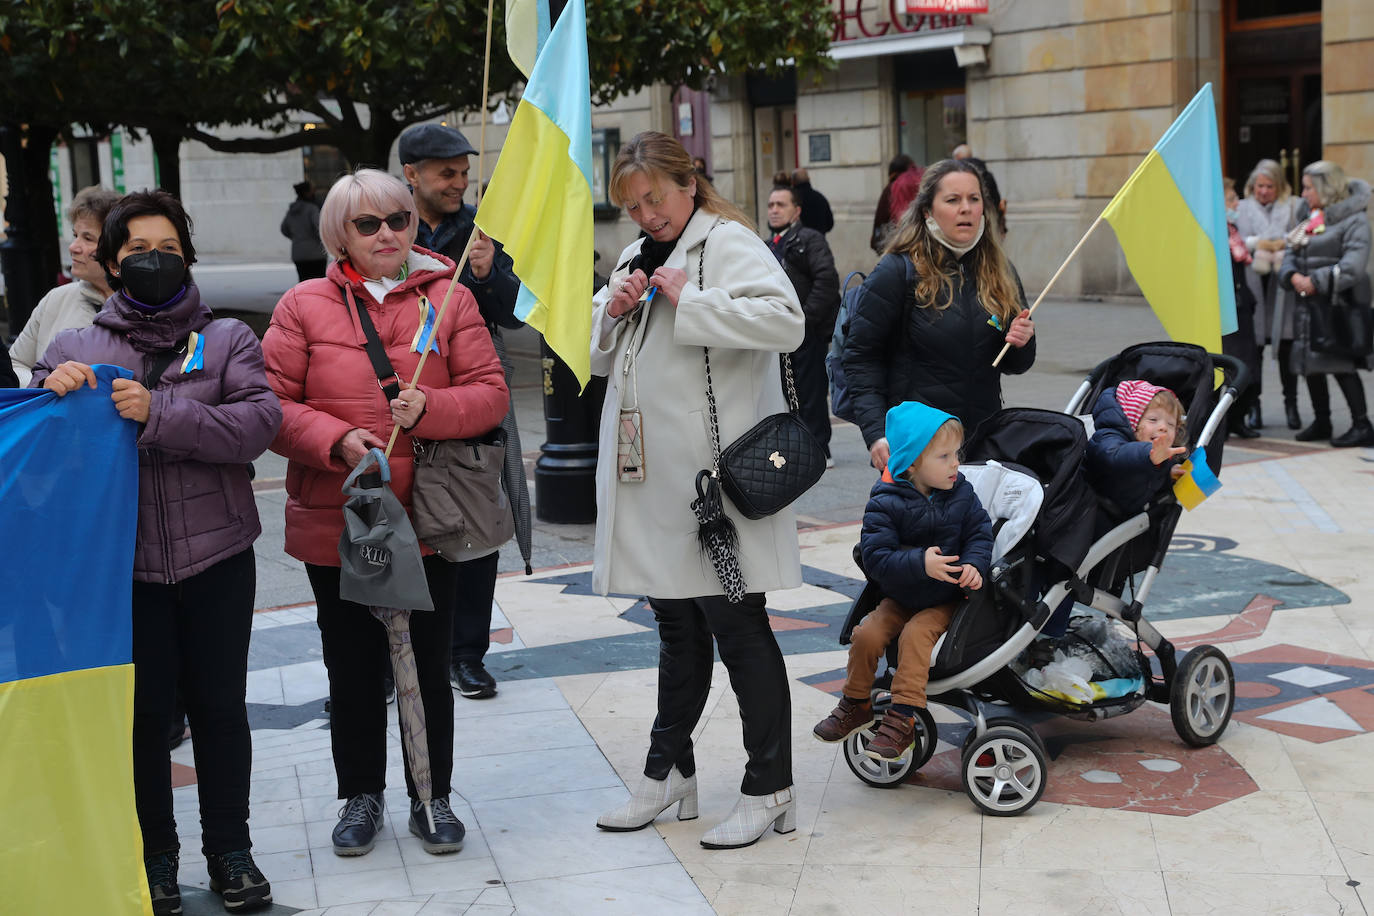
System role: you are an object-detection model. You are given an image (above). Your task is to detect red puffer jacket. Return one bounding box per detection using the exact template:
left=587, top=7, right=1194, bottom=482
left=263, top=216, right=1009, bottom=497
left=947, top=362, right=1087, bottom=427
left=263, top=249, right=509, bottom=565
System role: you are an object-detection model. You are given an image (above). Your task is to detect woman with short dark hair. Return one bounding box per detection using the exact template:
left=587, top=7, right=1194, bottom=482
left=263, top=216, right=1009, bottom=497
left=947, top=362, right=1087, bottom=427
left=33, top=188, right=282, bottom=914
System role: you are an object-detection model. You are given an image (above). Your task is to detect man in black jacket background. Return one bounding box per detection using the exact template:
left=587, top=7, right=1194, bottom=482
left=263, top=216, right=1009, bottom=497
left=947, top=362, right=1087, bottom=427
left=766, top=185, right=840, bottom=464
left=399, top=122, right=530, bottom=701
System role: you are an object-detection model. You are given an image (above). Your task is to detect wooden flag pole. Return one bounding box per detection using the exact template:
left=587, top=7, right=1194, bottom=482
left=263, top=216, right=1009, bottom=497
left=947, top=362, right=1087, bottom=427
left=991, top=212, right=1105, bottom=367
left=384, top=0, right=497, bottom=459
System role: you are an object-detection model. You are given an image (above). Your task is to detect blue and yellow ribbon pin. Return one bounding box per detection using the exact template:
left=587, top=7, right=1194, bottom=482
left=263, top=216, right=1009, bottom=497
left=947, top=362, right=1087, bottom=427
left=411, top=296, right=442, bottom=355
left=180, top=331, right=205, bottom=374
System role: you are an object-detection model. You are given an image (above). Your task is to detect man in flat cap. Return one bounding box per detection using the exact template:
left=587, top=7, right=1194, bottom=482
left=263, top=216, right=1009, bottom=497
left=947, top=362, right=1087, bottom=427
left=398, top=121, right=528, bottom=703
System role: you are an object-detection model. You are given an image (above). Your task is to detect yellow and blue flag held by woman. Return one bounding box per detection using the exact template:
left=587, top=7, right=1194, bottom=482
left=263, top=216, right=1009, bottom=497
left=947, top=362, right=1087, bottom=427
left=1103, top=83, right=1239, bottom=353
left=0, top=365, right=148, bottom=913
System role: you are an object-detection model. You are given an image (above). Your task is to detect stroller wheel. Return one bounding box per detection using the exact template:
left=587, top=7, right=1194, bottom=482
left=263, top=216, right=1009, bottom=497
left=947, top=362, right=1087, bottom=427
left=960, top=725, right=1046, bottom=816
left=843, top=706, right=938, bottom=788
left=1170, top=645, right=1235, bottom=747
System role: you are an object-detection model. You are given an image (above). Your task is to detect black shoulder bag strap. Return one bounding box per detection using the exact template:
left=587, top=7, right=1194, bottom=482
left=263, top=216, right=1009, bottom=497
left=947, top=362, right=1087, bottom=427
left=345, top=285, right=402, bottom=402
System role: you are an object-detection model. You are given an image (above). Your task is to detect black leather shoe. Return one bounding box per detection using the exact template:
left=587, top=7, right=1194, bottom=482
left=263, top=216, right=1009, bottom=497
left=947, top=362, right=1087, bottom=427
left=409, top=797, right=465, bottom=854
left=206, top=849, right=272, bottom=911
left=1229, top=419, right=1262, bottom=439
left=450, top=659, right=497, bottom=699
left=332, top=792, right=384, bottom=856
left=1285, top=400, right=1302, bottom=430
left=1247, top=404, right=1263, bottom=430
left=1295, top=418, right=1333, bottom=442
left=1332, top=419, right=1374, bottom=448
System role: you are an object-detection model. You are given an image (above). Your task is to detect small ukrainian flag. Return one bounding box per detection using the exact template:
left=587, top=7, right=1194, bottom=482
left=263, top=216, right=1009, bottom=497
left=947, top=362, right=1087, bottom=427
left=1173, top=446, right=1222, bottom=510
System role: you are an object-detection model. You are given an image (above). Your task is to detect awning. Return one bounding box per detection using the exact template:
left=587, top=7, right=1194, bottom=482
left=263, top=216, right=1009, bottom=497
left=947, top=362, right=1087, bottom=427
left=828, top=25, right=991, bottom=61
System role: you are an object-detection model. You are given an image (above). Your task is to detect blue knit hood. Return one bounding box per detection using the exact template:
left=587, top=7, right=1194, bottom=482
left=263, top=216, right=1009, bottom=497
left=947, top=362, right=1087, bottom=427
left=885, top=401, right=958, bottom=486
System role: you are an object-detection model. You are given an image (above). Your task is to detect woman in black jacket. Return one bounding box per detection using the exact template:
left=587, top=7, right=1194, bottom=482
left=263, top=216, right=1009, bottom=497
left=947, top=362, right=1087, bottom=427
left=843, top=158, right=1035, bottom=471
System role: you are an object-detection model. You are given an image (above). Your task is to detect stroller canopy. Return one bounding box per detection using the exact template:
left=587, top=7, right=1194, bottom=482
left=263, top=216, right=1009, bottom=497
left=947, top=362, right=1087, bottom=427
left=963, top=408, right=1096, bottom=571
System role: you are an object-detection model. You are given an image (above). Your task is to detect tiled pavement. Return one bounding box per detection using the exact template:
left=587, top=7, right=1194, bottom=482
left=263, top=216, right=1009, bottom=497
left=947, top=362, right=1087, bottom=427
left=163, top=296, right=1374, bottom=914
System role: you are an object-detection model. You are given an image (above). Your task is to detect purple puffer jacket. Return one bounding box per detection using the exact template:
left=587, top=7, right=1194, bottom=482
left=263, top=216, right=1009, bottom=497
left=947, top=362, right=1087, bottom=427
left=33, top=285, right=282, bottom=584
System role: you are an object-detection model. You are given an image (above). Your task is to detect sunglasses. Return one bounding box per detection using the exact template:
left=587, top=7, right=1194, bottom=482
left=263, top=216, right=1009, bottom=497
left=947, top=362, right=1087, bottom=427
left=349, top=211, right=412, bottom=236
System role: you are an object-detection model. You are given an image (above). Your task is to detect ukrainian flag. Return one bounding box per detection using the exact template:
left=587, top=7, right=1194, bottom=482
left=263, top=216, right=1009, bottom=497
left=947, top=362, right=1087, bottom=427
left=1173, top=446, right=1223, bottom=511
left=1103, top=83, right=1238, bottom=353
left=477, top=0, right=595, bottom=389
left=505, top=0, right=551, bottom=79
left=0, top=365, right=147, bottom=913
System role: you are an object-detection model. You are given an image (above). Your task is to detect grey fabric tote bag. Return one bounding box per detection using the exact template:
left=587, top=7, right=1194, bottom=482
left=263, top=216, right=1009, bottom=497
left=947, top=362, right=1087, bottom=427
left=338, top=448, right=434, bottom=612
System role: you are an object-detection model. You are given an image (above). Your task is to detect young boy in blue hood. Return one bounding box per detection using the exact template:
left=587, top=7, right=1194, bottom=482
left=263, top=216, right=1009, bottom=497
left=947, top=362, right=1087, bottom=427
left=813, top=402, right=993, bottom=759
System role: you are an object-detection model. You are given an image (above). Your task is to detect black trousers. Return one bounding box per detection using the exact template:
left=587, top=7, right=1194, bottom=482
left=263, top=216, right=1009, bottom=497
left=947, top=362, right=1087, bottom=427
left=788, top=326, right=833, bottom=457
left=1224, top=267, right=1260, bottom=416
left=307, top=556, right=457, bottom=800
left=644, top=593, right=792, bottom=795
left=1306, top=372, right=1368, bottom=423
left=450, top=551, right=499, bottom=662
left=132, top=548, right=255, bottom=856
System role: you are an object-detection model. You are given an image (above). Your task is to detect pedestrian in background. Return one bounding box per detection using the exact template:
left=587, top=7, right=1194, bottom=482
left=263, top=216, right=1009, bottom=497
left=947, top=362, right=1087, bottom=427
left=766, top=184, right=840, bottom=466
left=1236, top=159, right=1302, bottom=430
left=263, top=168, right=508, bottom=859
left=10, top=185, right=120, bottom=385
left=281, top=180, right=327, bottom=281
left=590, top=131, right=804, bottom=849
left=1281, top=159, right=1373, bottom=447
left=872, top=154, right=920, bottom=254
left=1223, top=177, right=1261, bottom=438
left=844, top=158, right=1035, bottom=471
left=397, top=122, right=531, bottom=700
left=34, top=189, right=282, bottom=915
left=790, top=167, right=834, bottom=235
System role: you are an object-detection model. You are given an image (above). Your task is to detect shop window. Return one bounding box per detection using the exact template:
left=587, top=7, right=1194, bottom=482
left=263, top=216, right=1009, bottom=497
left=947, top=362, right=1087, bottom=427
left=898, top=91, right=966, bottom=166
left=301, top=145, right=348, bottom=202
left=69, top=138, right=101, bottom=192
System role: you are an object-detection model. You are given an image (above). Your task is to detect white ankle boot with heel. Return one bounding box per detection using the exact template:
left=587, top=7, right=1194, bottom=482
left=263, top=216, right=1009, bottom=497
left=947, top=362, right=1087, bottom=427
left=596, top=766, right=699, bottom=831
left=699, top=786, right=796, bottom=849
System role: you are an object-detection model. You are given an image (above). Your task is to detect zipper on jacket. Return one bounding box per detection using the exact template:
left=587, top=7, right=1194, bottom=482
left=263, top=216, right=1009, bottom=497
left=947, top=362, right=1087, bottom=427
left=142, top=352, right=177, bottom=584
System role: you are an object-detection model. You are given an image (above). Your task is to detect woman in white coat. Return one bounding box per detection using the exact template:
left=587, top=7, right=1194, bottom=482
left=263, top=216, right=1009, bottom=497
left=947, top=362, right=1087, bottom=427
left=590, top=132, right=805, bottom=849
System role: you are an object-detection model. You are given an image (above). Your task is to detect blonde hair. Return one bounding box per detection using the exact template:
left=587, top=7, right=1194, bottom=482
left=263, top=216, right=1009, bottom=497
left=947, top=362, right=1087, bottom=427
left=882, top=159, right=1022, bottom=326
left=1302, top=160, right=1350, bottom=209
left=319, top=168, right=418, bottom=260
left=610, top=131, right=753, bottom=230
left=1244, top=159, right=1291, bottom=201
left=1142, top=391, right=1188, bottom=447
left=68, top=185, right=121, bottom=229
left=902, top=418, right=965, bottom=484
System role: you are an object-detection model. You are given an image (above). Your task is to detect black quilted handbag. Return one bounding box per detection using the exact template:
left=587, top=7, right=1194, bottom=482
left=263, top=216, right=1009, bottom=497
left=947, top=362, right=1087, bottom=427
left=704, top=347, right=826, bottom=519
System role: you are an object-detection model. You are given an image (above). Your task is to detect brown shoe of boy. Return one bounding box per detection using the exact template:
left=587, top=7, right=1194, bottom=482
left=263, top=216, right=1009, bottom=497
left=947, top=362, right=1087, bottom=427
left=863, top=708, right=917, bottom=759
left=812, top=695, right=873, bottom=743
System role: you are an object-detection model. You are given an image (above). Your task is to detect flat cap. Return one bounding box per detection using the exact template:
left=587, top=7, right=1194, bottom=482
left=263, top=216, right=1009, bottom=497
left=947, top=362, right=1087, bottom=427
left=398, top=123, right=478, bottom=165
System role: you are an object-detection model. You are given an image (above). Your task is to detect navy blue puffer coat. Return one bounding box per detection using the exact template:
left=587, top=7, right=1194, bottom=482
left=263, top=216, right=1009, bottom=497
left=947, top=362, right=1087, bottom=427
left=860, top=473, right=994, bottom=610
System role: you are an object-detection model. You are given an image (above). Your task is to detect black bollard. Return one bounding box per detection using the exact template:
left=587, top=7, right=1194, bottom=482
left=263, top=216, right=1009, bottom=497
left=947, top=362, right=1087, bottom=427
left=0, top=123, right=43, bottom=333
left=534, top=337, right=607, bottom=523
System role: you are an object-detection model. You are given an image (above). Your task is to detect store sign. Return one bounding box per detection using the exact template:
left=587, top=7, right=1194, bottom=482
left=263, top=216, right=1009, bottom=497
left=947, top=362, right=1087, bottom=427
left=832, top=0, right=973, bottom=43
left=905, top=0, right=987, bottom=12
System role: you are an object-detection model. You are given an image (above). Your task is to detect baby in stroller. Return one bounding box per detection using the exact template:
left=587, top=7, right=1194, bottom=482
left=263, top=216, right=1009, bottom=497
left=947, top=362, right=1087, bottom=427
left=812, top=402, right=993, bottom=759
left=1041, top=380, right=1191, bottom=639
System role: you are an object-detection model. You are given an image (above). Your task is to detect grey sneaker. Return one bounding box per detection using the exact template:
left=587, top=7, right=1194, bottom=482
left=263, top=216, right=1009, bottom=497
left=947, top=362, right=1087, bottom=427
left=144, top=851, right=182, bottom=916
left=206, top=849, right=272, bottom=911
left=331, top=792, right=385, bottom=856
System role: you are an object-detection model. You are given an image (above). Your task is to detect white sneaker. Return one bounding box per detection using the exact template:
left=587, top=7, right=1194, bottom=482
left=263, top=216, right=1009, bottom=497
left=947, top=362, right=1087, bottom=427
left=699, top=787, right=796, bottom=849
left=596, top=767, right=699, bottom=831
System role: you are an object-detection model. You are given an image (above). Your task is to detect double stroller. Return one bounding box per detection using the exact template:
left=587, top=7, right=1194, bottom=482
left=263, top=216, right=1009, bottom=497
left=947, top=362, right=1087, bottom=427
left=837, top=342, right=1249, bottom=815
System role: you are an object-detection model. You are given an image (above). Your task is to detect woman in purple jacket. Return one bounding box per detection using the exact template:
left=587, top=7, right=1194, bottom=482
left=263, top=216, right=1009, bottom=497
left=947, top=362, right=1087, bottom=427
left=34, top=190, right=282, bottom=916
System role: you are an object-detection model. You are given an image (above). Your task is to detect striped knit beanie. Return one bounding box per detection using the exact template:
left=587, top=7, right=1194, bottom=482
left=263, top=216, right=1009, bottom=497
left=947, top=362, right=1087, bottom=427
left=1115, top=380, right=1174, bottom=430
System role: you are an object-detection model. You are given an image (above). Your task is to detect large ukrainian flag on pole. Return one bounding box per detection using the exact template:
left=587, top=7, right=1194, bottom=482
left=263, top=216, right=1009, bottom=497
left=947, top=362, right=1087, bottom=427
left=0, top=365, right=147, bottom=914
left=478, top=0, right=594, bottom=389
left=1103, top=83, right=1238, bottom=352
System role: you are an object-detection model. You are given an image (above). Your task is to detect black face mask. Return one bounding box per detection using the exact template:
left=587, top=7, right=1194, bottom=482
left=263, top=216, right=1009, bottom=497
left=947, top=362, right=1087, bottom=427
left=118, top=249, right=186, bottom=307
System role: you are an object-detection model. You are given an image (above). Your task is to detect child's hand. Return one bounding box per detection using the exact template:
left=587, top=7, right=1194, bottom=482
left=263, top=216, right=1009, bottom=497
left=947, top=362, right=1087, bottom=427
left=925, top=547, right=961, bottom=583
left=957, top=564, right=983, bottom=590
left=1150, top=436, right=1187, bottom=466
left=1170, top=464, right=1186, bottom=480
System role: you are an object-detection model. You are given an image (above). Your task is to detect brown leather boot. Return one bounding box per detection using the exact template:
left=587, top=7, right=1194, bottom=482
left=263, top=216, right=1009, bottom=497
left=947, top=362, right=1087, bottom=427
left=863, top=708, right=917, bottom=759
left=812, top=695, right=873, bottom=742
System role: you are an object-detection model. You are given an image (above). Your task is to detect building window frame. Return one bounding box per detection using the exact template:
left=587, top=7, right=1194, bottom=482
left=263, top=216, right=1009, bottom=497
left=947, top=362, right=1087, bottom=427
left=591, top=127, right=621, bottom=221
